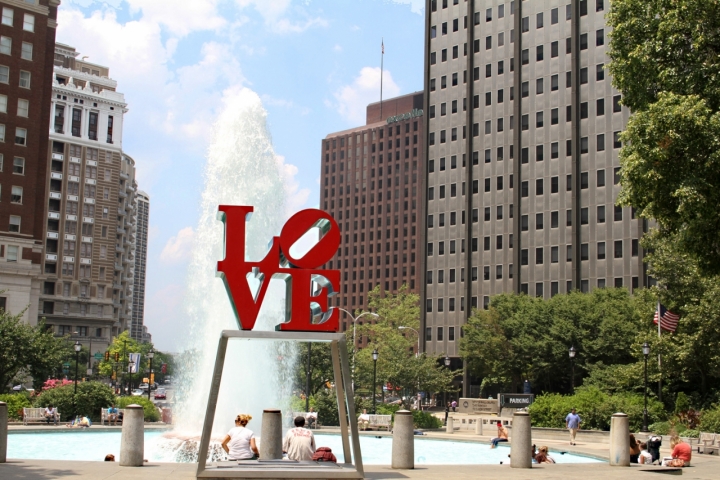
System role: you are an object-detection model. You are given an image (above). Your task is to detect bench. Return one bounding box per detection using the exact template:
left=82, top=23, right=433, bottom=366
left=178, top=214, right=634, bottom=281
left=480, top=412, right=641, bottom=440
left=698, top=433, right=718, bottom=455
left=292, top=412, right=320, bottom=429
left=358, top=414, right=392, bottom=431
left=101, top=408, right=126, bottom=426
left=23, top=408, right=61, bottom=425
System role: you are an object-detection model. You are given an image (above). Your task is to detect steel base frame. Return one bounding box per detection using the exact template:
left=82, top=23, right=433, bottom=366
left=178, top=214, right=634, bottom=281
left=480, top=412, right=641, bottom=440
left=196, top=330, right=363, bottom=479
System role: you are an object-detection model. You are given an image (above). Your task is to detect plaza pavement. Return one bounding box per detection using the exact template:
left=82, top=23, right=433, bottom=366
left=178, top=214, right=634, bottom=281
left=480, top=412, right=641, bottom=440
left=2, top=426, right=719, bottom=479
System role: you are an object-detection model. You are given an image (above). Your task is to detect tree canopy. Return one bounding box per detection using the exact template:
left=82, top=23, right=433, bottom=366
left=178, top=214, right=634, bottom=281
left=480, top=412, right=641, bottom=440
left=608, top=0, right=720, bottom=274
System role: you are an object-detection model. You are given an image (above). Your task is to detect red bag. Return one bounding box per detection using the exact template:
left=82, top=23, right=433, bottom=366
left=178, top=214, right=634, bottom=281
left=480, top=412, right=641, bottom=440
left=312, top=447, right=337, bottom=463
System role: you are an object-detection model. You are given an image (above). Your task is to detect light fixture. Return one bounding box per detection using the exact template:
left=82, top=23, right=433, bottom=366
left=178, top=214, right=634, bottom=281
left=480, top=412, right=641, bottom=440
left=147, top=349, right=155, bottom=360
left=642, top=342, right=650, bottom=356
left=74, top=340, right=82, bottom=353
left=372, top=349, right=379, bottom=361
left=568, top=346, right=576, bottom=359
left=444, top=355, right=451, bottom=367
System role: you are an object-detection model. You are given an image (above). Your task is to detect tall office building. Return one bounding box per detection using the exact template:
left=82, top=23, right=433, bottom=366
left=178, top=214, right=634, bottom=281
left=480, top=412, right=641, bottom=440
left=130, top=189, right=149, bottom=343
left=0, top=0, right=59, bottom=322
left=422, top=0, right=642, bottom=390
left=38, top=43, right=139, bottom=352
left=321, top=92, right=424, bottom=345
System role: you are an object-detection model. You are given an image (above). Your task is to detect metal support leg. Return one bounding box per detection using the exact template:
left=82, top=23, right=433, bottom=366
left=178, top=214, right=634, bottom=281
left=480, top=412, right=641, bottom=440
left=331, top=340, right=352, bottom=464
left=339, top=340, right=363, bottom=476
left=197, top=334, right=229, bottom=474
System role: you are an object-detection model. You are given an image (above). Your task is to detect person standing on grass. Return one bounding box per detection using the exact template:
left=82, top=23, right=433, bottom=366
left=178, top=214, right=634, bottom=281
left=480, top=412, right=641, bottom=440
left=565, top=408, right=581, bottom=445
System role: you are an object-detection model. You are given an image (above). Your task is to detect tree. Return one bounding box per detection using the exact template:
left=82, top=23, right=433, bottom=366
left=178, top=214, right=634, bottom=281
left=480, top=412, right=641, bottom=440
left=294, top=341, right=334, bottom=398
left=96, top=331, right=160, bottom=386
left=608, top=0, right=720, bottom=274
left=0, top=307, right=70, bottom=392
left=353, top=285, right=454, bottom=408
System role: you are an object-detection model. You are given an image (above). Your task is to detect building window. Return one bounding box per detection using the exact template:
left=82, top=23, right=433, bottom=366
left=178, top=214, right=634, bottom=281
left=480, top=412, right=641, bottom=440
left=13, top=157, right=24, bottom=174
left=0, top=65, right=8, bottom=84
left=0, top=94, right=6, bottom=113
left=9, top=215, right=20, bottom=233
left=88, top=112, right=98, bottom=140
left=1, top=8, right=12, bottom=27
left=71, top=108, right=82, bottom=137
left=7, top=245, right=18, bottom=262
left=14, top=127, right=26, bottom=146
left=598, top=242, right=606, bottom=260
left=0, top=36, right=10, bottom=56
left=20, top=42, right=32, bottom=61
left=615, top=240, right=623, bottom=258
left=107, top=116, right=114, bottom=143
left=11, top=186, right=22, bottom=203
left=19, top=70, right=30, bottom=88
left=17, top=99, right=28, bottom=117
left=23, top=13, right=34, bottom=32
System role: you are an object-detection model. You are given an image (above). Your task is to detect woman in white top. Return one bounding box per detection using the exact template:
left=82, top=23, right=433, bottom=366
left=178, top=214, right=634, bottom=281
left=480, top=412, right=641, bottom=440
left=221, top=414, right=259, bottom=460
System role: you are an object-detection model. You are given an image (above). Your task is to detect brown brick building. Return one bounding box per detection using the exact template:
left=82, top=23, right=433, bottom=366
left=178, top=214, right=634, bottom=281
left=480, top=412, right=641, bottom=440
left=321, top=92, right=425, bottom=345
left=0, top=0, right=59, bottom=322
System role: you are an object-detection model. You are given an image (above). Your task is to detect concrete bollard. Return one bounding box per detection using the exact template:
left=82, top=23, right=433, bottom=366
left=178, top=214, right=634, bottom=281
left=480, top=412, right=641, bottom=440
left=609, top=412, right=630, bottom=466
left=391, top=410, right=414, bottom=469
left=475, top=418, right=483, bottom=435
left=510, top=412, right=532, bottom=469
left=446, top=416, right=454, bottom=434
left=119, top=404, right=144, bottom=466
left=260, top=409, right=283, bottom=460
left=0, top=402, right=7, bottom=463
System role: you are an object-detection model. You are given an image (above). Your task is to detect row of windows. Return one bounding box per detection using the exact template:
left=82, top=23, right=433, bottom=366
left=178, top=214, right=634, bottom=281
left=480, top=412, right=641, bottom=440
left=1, top=7, right=35, bottom=32
left=0, top=124, right=28, bottom=145
left=0, top=65, right=31, bottom=88
left=0, top=35, right=33, bottom=61
left=323, top=123, right=419, bottom=151
left=0, top=94, right=30, bottom=117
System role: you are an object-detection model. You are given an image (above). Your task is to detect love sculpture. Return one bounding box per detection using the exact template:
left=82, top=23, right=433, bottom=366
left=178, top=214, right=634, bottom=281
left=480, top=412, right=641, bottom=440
left=196, top=206, right=363, bottom=480
left=216, top=205, right=340, bottom=332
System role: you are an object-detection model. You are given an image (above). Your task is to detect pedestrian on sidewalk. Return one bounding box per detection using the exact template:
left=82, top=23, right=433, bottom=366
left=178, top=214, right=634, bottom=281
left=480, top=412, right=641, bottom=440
left=565, top=408, right=581, bottom=445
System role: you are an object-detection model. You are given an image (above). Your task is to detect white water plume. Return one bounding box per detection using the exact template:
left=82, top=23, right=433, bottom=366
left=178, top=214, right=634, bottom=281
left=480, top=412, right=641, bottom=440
left=173, top=88, right=297, bottom=440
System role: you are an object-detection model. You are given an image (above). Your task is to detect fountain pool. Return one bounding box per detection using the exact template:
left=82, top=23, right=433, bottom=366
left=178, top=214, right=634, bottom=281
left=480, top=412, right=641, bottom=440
left=6, top=431, right=603, bottom=465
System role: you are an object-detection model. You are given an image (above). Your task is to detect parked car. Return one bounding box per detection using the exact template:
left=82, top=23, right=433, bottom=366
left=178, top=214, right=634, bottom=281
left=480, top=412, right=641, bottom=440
left=154, top=389, right=166, bottom=400
left=139, top=382, right=149, bottom=390
left=131, top=389, right=145, bottom=396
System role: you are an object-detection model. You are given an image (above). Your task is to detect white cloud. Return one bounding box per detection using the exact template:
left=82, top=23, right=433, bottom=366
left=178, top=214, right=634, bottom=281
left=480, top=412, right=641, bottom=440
left=160, top=227, right=196, bottom=264
left=234, top=0, right=293, bottom=20
left=234, top=0, right=327, bottom=33
left=275, top=155, right=311, bottom=217
left=333, top=44, right=343, bottom=52
left=390, top=0, right=425, bottom=14
left=333, top=67, right=401, bottom=124
left=127, top=0, right=226, bottom=36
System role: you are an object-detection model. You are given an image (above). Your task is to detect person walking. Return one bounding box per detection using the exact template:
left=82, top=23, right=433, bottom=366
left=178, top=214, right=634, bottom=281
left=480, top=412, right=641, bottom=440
left=283, top=416, right=316, bottom=461
left=565, top=408, right=581, bottom=445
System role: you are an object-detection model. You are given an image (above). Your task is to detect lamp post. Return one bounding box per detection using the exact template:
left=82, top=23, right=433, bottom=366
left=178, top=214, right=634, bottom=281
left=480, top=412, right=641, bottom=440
left=73, top=340, right=81, bottom=418
left=443, top=355, right=451, bottom=407
left=569, top=346, right=576, bottom=393
left=86, top=337, right=93, bottom=377
left=330, top=307, right=379, bottom=377
left=147, top=349, right=155, bottom=403
left=398, top=326, right=420, bottom=357
left=306, top=342, right=311, bottom=412
left=128, top=360, right=135, bottom=395
left=642, top=342, right=650, bottom=432
left=372, top=349, right=379, bottom=414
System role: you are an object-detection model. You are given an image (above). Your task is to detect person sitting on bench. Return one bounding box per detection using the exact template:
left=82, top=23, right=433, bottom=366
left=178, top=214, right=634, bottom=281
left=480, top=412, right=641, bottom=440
left=44, top=404, right=58, bottom=425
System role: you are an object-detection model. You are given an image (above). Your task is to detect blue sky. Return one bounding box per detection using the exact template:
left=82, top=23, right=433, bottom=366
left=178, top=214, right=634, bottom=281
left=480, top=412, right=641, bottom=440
left=57, top=0, right=425, bottom=351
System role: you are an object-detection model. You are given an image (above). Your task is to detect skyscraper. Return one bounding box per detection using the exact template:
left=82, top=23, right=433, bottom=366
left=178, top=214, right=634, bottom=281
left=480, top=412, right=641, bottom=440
left=422, top=0, right=642, bottom=392
left=131, top=189, right=149, bottom=343
left=321, top=92, right=424, bottom=346
left=38, top=43, right=139, bottom=352
left=0, top=0, right=59, bottom=322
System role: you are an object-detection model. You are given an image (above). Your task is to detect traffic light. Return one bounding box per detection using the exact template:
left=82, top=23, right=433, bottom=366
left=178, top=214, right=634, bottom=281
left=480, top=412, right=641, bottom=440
left=114, top=352, right=120, bottom=362
left=104, top=351, right=110, bottom=361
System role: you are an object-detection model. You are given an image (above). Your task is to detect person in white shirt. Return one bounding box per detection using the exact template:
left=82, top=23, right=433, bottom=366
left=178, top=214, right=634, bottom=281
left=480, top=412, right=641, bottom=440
left=638, top=442, right=653, bottom=465
left=44, top=404, right=58, bottom=425
left=221, top=414, right=259, bottom=461
left=283, top=416, right=316, bottom=461
left=358, top=409, right=371, bottom=431
left=305, top=407, right=318, bottom=428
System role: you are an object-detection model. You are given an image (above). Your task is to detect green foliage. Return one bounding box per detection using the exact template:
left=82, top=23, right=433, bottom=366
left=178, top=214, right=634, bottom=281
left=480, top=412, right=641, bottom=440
left=649, top=421, right=672, bottom=436
left=314, top=389, right=339, bottom=427
left=461, top=289, right=650, bottom=394
left=294, top=342, right=334, bottom=398
left=682, top=429, right=700, bottom=438
left=0, top=393, right=32, bottom=420
left=529, top=387, right=667, bottom=432
left=699, top=406, right=720, bottom=433
left=115, top=396, right=160, bottom=422
left=34, top=381, right=115, bottom=422
left=413, top=410, right=442, bottom=429
left=376, top=403, right=401, bottom=416
left=675, top=392, right=691, bottom=415
left=608, top=0, right=720, bottom=274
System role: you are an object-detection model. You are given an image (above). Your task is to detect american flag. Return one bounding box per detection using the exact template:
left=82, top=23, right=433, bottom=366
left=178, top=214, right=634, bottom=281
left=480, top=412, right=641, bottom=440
left=654, top=304, right=680, bottom=333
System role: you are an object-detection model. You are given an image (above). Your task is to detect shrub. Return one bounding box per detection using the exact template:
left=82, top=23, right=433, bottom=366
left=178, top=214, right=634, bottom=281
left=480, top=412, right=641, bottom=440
left=34, top=381, right=115, bottom=422
left=682, top=429, right=700, bottom=438
left=413, top=410, right=442, bottom=429
left=0, top=393, right=32, bottom=420
left=376, top=404, right=401, bottom=416
left=529, top=386, right=666, bottom=432
left=699, top=406, right=720, bottom=433
left=314, top=389, right=339, bottom=426
left=115, top=396, right=160, bottom=422
left=649, top=421, right=672, bottom=435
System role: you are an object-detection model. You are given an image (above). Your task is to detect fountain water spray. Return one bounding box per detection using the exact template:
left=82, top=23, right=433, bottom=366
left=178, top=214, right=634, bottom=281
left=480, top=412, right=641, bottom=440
left=172, top=88, right=297, bottom=444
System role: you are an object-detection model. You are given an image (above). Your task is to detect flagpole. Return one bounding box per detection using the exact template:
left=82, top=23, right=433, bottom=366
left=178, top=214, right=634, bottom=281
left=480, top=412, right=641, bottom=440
left=380, top=38, right=384, bottom=121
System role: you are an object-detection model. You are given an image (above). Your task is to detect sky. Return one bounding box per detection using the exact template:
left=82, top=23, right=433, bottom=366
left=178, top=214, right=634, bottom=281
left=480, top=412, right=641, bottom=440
left=56, top=0, right=426, bottom=351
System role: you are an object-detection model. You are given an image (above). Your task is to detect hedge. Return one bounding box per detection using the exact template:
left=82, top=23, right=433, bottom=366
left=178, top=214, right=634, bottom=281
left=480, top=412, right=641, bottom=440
left=34, top=381, right=115, bottom=422
left=0, top=393, right=32, bottom=420
left=115, top=396, right=160, bottom=422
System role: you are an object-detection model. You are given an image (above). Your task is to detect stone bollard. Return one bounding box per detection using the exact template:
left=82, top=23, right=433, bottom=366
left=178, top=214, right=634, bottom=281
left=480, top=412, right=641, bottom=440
left=475, top=418, right=483, bottom=435
left=446, top=416, right=454, bottom=434
left=391, top=410, right=414, bottom=469
left=0, top=402, right=7, bottom=463
left=609, top=412, right=630, bottom=466
left=510, top=412, right=532, bottom=469
left=260, top=409, right=283, bottom=460
left=119, top=405, right=144, bottom=466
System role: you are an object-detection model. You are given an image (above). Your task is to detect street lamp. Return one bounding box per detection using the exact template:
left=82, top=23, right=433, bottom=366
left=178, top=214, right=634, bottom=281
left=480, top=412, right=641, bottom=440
left=147, top=348, right=155, bottom=403
left=372, top=349, right=379, bottom=414
left=398, top=326, right=420, bottom=357
left=330, top=307, right=379, bottom=376
left=128, top=360, right=135, bottom=395
left=642, top=342, right=650, bottom=432
left=444, top=355, right=451, bottom=423
left=73, top=340, right=82, bottom=418
left=569, top=346, right=577, bottom=393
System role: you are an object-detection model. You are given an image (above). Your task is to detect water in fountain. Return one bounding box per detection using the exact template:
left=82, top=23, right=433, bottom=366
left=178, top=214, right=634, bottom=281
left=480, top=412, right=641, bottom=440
left=167, top=88, right=298, bottom=459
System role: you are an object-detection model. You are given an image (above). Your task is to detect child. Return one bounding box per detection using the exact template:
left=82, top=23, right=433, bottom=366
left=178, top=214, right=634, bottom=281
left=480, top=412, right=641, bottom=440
left=638, top=442, right=652, bottom=465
